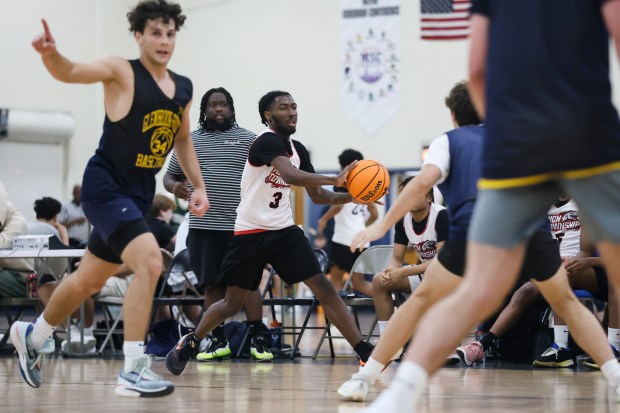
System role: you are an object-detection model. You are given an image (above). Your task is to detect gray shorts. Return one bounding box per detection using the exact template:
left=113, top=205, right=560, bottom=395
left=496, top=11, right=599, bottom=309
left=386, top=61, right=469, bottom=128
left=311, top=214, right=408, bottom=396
left=469, top=170, right=620, bottom=247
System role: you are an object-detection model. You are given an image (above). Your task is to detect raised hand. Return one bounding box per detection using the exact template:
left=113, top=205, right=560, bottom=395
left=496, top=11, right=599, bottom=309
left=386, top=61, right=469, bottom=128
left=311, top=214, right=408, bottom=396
left=32, top=19, right=57, bottom=56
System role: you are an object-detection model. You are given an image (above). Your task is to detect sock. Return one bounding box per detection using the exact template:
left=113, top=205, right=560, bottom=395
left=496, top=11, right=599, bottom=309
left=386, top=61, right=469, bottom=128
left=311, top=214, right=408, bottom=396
left=123, top=341, right=145, bottom=373
left=354, top=340, right=375, bottom=362
left=248, top=320, right=264, bottom=339
left=553, top=325, right=569, bottom=349
left=360, top=357, right=385, bottom=383
left=83, top=326, right=94, bottom=337
left=378, top=320, right=389, bottom=335
left=30, top=315, right=56, bottom=350
left=478, top=332, right=497, bottom=351
left=609, top=328, right=620, bottom=352
left=601, top=359, right=620, bottom=384
left=212, top=323, right=226, bottom=340
left=392, top=361, right=428, bottom=401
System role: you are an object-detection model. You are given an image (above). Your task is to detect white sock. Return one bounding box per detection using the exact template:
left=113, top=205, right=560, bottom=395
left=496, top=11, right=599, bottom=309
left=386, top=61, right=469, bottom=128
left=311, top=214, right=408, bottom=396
left=378, top=320, right=389, bottom=335
left=392, top=361, right=428, bottom=401
left=609, top=328, right=620, bottom=351
left=601, top=359, right=620, bottom=384
left=359, top=357, right=385, bottom=383
left=30, top=315, right=56, bottom=350
left=553, top=325, right=569, bottom=349
left=83, top=326, right=94, bottom=337
left=123, top=341, right=145, bottom=373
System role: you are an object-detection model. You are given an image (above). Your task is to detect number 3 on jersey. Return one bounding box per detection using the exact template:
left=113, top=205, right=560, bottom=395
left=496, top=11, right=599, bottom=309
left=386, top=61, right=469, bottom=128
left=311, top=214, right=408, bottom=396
left=270, top=192, right=283, bottom=209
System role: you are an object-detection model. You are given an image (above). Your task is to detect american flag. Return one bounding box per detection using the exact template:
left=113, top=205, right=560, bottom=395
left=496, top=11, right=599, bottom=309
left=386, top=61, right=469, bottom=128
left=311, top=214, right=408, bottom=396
left=420, top=0, right=471, bottom=41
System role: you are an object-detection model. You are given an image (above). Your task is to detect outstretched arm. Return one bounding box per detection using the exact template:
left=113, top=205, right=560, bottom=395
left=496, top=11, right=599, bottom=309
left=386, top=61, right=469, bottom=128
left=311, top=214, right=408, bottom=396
left=602, top=0, right=620, bottom=62
left=468, top=14, right=489, bottom=119
left=33, top=19, right=125, bottom=84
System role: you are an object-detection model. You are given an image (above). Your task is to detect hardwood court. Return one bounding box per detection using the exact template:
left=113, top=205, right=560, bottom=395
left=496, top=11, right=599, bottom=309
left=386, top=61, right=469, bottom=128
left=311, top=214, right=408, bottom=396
left=0, top=355, right=617, bottom=413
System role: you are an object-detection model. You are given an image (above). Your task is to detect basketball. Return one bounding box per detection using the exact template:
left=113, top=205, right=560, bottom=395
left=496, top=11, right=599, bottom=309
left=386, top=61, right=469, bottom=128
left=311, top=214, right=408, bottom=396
left=346, top=160, right=390, bottom=203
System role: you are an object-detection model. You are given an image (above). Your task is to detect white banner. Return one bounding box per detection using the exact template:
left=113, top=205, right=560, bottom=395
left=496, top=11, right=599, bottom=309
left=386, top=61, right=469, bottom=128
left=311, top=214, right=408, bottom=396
left=341, top=0, right=401, bottom=136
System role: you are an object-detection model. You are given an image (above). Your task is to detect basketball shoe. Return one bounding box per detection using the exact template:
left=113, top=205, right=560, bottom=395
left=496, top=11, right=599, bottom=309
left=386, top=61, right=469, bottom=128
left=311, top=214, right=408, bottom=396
left=250, top=335, right=274, bottom=361
left=456, top=341, right=485, bottom=366
left=196, top=336, right=232, bottom=362
left=116, top=354, right=174, bottom=397
left=337, top=372, right=373, bottom=402
left=583, top=346, right=620, bottom=369
left=10, top=321, right=56, bottom=388
left=533, top=344, right=574, bottom=367
left=165, top=332, right=200, bottom=375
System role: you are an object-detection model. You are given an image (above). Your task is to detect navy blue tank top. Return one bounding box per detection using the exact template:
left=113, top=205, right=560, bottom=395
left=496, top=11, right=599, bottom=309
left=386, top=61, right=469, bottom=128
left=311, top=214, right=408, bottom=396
left=437, top=126, right=484, bottom=241
left=81, top=59, right=192, bottom=213
left=473, top=0, right=620, bottom=182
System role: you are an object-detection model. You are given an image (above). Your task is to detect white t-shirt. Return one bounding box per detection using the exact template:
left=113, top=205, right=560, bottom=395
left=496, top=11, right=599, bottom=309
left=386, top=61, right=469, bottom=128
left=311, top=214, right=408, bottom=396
left=548, top=200, right=581, bottom=257
left=332, top=203, right=370, bottom=248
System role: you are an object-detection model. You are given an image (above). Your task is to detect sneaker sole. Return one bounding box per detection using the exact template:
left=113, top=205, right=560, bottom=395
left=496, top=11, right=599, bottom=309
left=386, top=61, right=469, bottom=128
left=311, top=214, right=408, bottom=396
left=532, top=359, right=574, bottom=368
left=10, top=323, right=39, bottom=388
left=196, top=355, right=232, bottom=362
left=456, top=348, right=482, bottom=367
left=582, top=360, right=599, bottom=369
left=115, top=383, right=175, bottom=398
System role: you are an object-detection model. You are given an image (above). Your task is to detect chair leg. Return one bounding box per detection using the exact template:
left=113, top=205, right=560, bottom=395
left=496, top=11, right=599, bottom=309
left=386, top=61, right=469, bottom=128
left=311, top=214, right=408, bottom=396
left=291, top=299, right=318, bottom=359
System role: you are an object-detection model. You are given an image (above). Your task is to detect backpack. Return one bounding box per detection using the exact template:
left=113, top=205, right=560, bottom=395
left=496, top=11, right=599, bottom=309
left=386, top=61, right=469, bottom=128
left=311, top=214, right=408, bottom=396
left=145, top=319, right=193, bottom=357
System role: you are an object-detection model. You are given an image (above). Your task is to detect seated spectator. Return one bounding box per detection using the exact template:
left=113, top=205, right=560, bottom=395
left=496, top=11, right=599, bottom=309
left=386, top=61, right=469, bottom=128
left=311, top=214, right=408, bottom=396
left=370, top=183, right=448, bottom=336
left=58, top=184, right=91, bottom=247
left=0, top=181, right=35, bottom=299
left=31, top=197, right=69, bottom=246
left=147, top=194, right=177, bottom=252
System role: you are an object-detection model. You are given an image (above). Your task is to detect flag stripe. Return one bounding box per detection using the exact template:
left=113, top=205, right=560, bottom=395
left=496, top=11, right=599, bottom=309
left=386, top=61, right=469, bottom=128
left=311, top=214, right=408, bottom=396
left=420, top=0, right=471, bottom=41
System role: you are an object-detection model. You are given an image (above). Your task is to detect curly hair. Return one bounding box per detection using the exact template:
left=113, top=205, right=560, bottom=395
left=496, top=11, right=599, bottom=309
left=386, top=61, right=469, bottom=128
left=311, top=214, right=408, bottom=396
left=34, top=197, right=62, bottom=220
left=338, top=149, right=364, bottom=169
left=444, top=81, right=480, bottom=127
left=127, top=0, right=186, bottom=33
left=258, top=91, right=292, bottom=126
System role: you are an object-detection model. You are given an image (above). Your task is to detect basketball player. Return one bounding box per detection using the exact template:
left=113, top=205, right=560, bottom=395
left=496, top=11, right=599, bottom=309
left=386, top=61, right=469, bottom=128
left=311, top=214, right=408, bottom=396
left=338, top=81, right=614, bottom=402
left=165, top=90, right=374, bottom=375
left=164, top=87, right=270, bottom=361
left=317, top=149, right=378, bottom=294
left=350, top=1, right=620, bottom=410
left=11, top=1, right=209, bottom=398
left=370, top=182, right=447, bottom=336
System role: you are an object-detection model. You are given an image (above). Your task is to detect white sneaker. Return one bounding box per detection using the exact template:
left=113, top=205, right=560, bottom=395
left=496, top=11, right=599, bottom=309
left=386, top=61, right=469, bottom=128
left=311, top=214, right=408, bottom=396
left=362, top=380, right=418, bottom=413
left=61, top=325, right=96, bottom=354
left=10, top=321, right=55, bottom=388
left=337, top=372, right=372, bottom=402
left=116, top=355, right=174, bottom=397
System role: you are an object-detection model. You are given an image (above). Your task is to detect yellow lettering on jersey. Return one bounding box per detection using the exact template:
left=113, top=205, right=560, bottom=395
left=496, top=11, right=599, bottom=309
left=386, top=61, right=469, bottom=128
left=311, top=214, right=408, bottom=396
left=135, top=153, right=166, bottom=169
left=142, top=109, right=181, bottom=134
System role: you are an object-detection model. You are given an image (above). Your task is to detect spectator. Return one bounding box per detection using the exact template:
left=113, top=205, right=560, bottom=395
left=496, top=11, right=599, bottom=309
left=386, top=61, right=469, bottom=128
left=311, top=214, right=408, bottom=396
left=58, top=185, right=90, bottom=247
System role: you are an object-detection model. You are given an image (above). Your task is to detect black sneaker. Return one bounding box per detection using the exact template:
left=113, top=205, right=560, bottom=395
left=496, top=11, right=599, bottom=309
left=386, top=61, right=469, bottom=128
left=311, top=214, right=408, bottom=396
left=250, top=336, right=273, bottom=362
left=533, top=346, right=574, bottom=368
left=583, top=347, right=620, bottom=369
left=165, top=333, right=200, bottom=375
left=196, top=337, right=232, bottom=362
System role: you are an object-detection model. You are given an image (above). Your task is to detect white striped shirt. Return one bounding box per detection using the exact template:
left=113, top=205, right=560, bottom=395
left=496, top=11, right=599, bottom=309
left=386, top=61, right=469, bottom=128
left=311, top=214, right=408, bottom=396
left=166, top=124, right=255, bottom=231
left=58, top=201, right=90, bottom=242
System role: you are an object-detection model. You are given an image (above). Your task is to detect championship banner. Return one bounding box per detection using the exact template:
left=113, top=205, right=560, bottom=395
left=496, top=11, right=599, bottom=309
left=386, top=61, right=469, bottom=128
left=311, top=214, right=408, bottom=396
left=341, top=0, right=401, bottom=136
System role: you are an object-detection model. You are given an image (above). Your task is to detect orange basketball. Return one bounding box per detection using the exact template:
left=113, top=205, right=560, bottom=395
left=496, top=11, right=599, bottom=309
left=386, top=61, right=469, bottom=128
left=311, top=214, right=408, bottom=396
left=346, top=160, right=390, bottom=204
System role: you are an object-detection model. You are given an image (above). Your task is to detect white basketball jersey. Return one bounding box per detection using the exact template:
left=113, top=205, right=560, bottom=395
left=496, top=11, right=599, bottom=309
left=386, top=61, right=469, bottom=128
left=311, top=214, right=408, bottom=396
left=332, top=203, right=369, bottom=248
left=548, top=200, right=580, bottom=257
left=234, top=129, right=299, bottom=233
left=403, top=203, right=445, bottom=263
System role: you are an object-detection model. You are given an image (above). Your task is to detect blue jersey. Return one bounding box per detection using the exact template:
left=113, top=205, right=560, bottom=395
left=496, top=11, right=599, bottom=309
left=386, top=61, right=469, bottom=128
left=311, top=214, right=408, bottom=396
left=437, top=126, right=484, bottom=241
left=81, top=59, right=192, bottom=213
left=473, top=0, right=620, bottom=186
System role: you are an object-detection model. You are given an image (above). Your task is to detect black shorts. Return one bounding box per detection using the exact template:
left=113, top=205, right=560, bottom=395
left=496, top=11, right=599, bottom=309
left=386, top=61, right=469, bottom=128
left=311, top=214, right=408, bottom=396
left=437, top=230, right=561, bottom=282
left=88, top=219, right=150, bottom=264
left=219, top=225, right=322, bottom=291
left=328, top=241, right=363, bottom=272
left=186, top=229, right=234, bottom=288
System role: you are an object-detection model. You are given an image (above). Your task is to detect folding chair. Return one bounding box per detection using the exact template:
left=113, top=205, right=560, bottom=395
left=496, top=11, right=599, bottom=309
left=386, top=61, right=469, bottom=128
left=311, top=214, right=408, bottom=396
left=313, top=245, right=393, bottom=359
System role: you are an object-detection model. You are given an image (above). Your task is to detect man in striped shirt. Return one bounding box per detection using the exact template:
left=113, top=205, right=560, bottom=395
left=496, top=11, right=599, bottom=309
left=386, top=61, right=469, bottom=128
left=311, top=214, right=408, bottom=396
left=58, top=184, right=90, bottom=247
left=164, top=87, right=271, bottom=361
